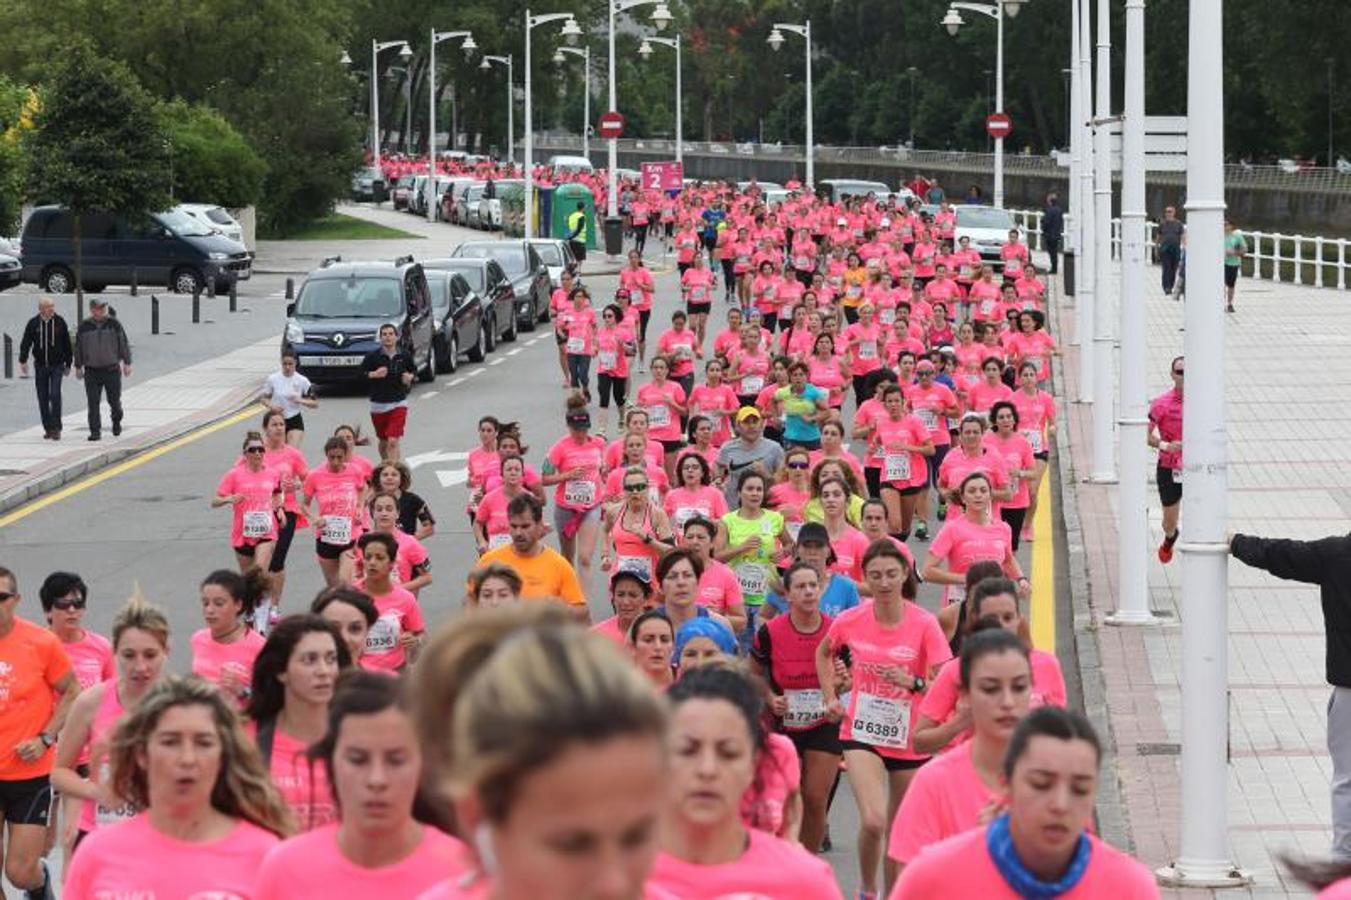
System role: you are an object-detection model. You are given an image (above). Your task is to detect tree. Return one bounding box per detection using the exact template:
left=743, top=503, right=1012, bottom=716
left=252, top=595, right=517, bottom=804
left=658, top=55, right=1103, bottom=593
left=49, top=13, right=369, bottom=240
left=24, top=44, right=169, bottom=302
left=0, top=76, right=32, bottom=236
left=159, top=100, right=267, bottom=209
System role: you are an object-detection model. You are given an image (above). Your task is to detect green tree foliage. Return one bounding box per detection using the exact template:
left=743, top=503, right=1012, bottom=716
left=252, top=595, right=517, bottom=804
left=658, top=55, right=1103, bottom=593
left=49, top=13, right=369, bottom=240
left=159, top=100, right=266, bottom=209
left=24, top=45, right=170, bottom=298
left=0, top=76, right=30, bottom=236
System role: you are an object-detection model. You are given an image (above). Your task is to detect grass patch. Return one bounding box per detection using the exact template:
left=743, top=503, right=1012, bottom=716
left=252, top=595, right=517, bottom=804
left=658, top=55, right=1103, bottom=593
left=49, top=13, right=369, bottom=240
left=267, top=213, right=424, bottom=241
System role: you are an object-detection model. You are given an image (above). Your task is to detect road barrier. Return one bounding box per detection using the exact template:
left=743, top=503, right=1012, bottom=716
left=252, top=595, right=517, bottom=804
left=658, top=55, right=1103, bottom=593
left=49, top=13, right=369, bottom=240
left=151, top=295, right=160, bottom=335
left=229, top=281, right=238, bottom=313
left=130, top=268, right=138, bottom=297
left=192, top=288, right=201, bottom=324
left=3, top=334, right=11, bottom=379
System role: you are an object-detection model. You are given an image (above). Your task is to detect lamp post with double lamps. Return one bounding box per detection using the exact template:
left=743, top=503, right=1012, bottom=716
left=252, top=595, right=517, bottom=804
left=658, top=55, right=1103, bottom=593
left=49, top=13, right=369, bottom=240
left=766, top=21, right=813, bottom=190
left=553, top=46, right=591, bottom=161
left=369, top=39, right=413, bottom=177
left=524, top=10, right=583, bottom=239
left=637, top=35, right=681, bottom=167
left=479, top=55, right=515, bottom=166
left=427, top=30, right=478, bottom=220
left=940, top=0, right=1027, bottom=208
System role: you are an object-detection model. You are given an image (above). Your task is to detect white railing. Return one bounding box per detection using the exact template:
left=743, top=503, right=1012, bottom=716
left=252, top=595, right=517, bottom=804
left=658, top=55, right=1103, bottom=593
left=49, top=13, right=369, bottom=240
left=1008, top=208, right=1350, bottom=291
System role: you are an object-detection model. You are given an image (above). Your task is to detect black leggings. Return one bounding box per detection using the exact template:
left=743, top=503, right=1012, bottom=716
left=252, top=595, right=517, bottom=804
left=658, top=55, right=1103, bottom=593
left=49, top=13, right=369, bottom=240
left=633, top=223, right=649, bottom=253
left=721, top=259, right=736, bottom=291
left=638, top=309, right=652, bottom=344
left=268, top=511, right=299, bottom=573
left=1001, top=506, right=1028, bottom=551
left=598, top=373, right=627, bottom=408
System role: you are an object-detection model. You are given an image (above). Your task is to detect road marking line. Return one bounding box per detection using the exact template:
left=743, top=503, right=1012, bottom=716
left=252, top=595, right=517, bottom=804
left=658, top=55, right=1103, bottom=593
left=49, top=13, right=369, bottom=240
left=420, top=391, right=439, bottom=400
left=489, top=357, right=505, bottom=366
left=448, top=377, right=465, bottom=386
left=1029, top=473, right=1056, bottom=653
left=464, top=368, right=482, bottom=378
left=0, top=404, right=264, bottom=530
left=507, top=348, right=522, bottom=356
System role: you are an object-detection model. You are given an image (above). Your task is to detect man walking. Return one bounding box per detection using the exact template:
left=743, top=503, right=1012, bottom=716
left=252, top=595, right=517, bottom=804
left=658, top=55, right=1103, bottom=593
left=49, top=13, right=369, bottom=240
left=1042, top=193, right=1065, bottom=275
left=1155, top=205, right=1185, bottom=295
left=73, top=298, right=132, bottom=441
left=18, top=298, right=72, bottom=440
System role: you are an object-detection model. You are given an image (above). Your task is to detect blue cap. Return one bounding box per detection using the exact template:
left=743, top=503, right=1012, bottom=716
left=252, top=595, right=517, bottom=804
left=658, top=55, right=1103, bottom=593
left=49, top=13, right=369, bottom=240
left=673, top=617, right=738, bottom=662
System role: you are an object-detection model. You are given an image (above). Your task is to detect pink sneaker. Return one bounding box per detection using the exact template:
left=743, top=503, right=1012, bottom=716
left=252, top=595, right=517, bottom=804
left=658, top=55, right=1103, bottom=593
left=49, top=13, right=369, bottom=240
left=1021, top=524, right=1034, bottom=542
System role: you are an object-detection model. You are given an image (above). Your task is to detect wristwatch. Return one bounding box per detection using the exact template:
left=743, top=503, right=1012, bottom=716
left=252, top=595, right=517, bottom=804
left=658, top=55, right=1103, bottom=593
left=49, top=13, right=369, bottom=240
left=38, top=732, right=55, bottom=748
left=911, top=676, right=927, bottom=693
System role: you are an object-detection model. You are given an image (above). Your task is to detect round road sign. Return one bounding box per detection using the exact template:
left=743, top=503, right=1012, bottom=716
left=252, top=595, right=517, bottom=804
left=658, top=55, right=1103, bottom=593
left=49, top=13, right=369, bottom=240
left=598, top=111, right=626, bottom=140
left=986, top=113, right=1012, bottom=139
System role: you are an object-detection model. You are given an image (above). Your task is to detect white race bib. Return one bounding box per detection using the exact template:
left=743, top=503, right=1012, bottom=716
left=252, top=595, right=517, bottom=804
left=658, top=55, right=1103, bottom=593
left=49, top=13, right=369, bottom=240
left=488, top=532, right=512, bottom=550
left=741, top=375, right=764, bottom=394
left=365, top=616, right=399, bottom=653
left=857, top=341, right=878, bottom=361
left=690, top=285, right=709, bottom=303
left=879, top=308, right=896, bottom=325
left=1022, top=428, right=1044, bottom=453
left=783, top=688, right=827, bottom=730
left=851, top=692, right=910, bottom=750
left=980, top=300, right=995, bottom=316
left=563, top=479, right=596, bottom=507
left=916, top=408, right=939, bottom=431
left=847, top=284, right=862, bottom=299
left=960, top=265, right=973, bottom=278
left=94, top=762, right=136, bottom=826
left=786, top=520, right=804, bottom=541
left=794, top=255, right=810, bottom=270
left=884, top=453, right=912, bottom=483
left=648, top=404, right=671, bottom=428
left=242, top=510, right=272, bottom=539
left=1172, top=468, right=1184, bottom=484
left=737, top=562, right=769, bottom=596
left=566, top=336, right=586, bottom=354
left=320, top=515, right=352, bottom=545
left=599, top=351, right=618, bottom=370
left=674, top=506, right=703, bottom=528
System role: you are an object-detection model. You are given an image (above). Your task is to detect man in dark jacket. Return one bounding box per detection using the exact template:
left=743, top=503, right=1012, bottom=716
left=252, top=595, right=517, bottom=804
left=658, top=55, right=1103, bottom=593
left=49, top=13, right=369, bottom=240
left=1042, top=193, right=1065, bottom=275
left=73, top=298, right=133, bottom=440
left=18, top=297, right=73, bottom=440
left=1230, top=531, right=1351, bottom=860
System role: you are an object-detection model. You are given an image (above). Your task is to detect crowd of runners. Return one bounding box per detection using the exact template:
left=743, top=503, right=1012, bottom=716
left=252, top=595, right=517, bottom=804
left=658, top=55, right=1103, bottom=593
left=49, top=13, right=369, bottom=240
left=2, top=170, right=1211, bottom=900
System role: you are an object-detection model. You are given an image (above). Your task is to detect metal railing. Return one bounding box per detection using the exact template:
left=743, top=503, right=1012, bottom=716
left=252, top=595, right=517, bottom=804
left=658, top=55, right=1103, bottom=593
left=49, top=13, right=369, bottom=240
left=1008, top=209, right=1351, bottom=291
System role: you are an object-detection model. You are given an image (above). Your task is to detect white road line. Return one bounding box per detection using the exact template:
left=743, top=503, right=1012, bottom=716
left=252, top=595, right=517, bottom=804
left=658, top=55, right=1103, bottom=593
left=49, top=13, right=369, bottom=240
left=464, top=368, right=483, bottom=378
left=489, top=357, right=506, bottom=366
left=448, top=377, right=465, bottom=386
left=420, top=391, right=439, bottom=400
left=507, top=348, right=522, bottom=356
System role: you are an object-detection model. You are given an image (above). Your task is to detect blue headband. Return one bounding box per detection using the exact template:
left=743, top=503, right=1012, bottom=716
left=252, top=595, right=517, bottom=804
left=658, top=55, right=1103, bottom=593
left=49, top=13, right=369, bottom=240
left=673, top=617, right=738, bottom=661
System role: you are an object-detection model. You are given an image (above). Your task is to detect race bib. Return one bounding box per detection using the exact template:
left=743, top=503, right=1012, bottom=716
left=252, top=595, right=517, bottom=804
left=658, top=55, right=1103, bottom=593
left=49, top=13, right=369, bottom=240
left=737, top=562, right=769, bottom=596
left=1024, top=354, right=1043, bottom=372
left=783, top=688, right=827, bottom=730
left=847, top=284, right=862, bottom=299
left=884, top=453, right=912, bottom=483
left=1022, top=428, right=1044, bottom=453
left=858, top=341, right=878, bottom=361
left=980, top=300, right=995, bottom=316
left=741, top=375, right=764, bottom=394
left=674, top=506, right=703, bottom=529
left=648, top=404, right=671, bottom=428
left=566, top=337, right=586, bottom=354
left=563, top=479, right=596, bottom=507
left=365, top=616, right=399, bottom=653
left=94, top=762, right=136, bottom=826
left=916, top=408, right=938, bottom=431
left=615, top=555, right=653, bottom=581
left=599, top=351, right=618, bottom=370
left=960, top=265, right=973, bottom=278
left=851, top=692, right=910, bottom=750
left=242, top=510, right=272, bottom=539
left=764, top=285, right=777, bottom=299
left=794, top=255, right=810, bottom=270
left=690, top=285, right=709, bottom=303
left=736, top=254, right=751, bottom=266
left=705, top=413, right=724, bottom=433
left=879, top=308, right=896, bottom=325
left=1172, top=468, right=1184, bottom=484
left=320, top=515, right=352, bottom=545
left=488, top=532, right=512, bottom=550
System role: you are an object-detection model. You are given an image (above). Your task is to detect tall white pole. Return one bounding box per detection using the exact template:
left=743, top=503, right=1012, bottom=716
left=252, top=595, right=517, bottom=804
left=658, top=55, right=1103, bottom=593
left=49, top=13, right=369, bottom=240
left=507, top=55, right=515, bottom=167
left=583, top=50, right=591, bottom=161
left=804, top=21, right=814, bottom=189
left=525, top=11, right=535, bottom=239
left=1107, top=0, right=1157, bottom=625
left=1067, top=0, right=1081, bottom=263
left=1156, top=0, right=1249, bottom=888
left=607, top=0, right=619, bottom=221
left=427, top=31, right=438, bottom=222
left=371, top=39, right=381, bottom=176
left=993, top=2, right=1004, bottom=208
left=1089, top=0, right=1115, bottom=480
left=674, top=36, right=682, bottom=168
left=1076, top=0, right=1095, bottom=402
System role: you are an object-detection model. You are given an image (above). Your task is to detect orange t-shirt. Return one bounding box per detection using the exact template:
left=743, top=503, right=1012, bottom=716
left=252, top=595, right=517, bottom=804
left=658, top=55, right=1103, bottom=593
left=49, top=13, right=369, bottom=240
left=0, top=617, right=73, bottom=779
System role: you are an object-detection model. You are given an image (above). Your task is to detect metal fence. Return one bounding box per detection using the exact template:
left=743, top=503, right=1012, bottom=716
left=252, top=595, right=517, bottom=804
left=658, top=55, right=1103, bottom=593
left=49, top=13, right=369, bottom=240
left=1009, top=209, right=1351, bottom=291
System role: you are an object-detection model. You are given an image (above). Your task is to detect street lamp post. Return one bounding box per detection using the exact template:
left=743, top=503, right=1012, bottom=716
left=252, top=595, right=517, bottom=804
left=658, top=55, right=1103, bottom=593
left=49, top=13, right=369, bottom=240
left=480, top=55, right=515, bottom=166
left=907, top=66, right=919, bottom=148
left=370, top=39, right=413, bottom=177
left=1089, top=0, right=1115, bottom=482
left=1077, top=0, right=1095, bottom=399
left=940, top=0, right=1025, bottom=209
left=525, top=9, right=583, bottom=240
left=766, top=21, right=813, bottom=189
left=637, top=35, right=681, bottom=167
left=608, top=0, right=673, bottom=231
left=554, top=46, right=591, bottom=161
left=428, top=29, right=478, bottom=221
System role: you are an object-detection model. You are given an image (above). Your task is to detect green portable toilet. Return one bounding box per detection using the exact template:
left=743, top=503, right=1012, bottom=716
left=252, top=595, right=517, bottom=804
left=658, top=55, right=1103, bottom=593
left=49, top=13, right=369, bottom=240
left=549, top=183, right=598, bottom=251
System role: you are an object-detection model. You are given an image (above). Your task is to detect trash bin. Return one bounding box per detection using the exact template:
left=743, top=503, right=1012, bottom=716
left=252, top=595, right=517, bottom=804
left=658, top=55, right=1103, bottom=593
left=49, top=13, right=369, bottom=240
left=603, top=216, right=624, bottom=257
left=1062, top=250, right=1076, bottom=297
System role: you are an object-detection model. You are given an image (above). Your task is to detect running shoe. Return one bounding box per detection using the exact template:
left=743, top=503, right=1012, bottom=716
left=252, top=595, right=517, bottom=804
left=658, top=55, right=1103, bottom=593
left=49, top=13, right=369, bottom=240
left=1158, top=537, right=1175, bottom=564
left=914, top=520, right=929, bottom=541
left=24, top=858, right=51, bottom=900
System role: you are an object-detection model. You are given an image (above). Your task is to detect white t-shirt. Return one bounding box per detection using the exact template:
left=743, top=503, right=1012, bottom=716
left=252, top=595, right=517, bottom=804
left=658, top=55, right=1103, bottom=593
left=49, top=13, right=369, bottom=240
left=263, top=371, right=312, bottom=418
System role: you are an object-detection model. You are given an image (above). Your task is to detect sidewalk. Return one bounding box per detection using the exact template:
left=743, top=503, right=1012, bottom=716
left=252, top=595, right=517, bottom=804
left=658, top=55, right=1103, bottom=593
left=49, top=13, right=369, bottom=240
left=1055, top=268, right=1339, bottom=897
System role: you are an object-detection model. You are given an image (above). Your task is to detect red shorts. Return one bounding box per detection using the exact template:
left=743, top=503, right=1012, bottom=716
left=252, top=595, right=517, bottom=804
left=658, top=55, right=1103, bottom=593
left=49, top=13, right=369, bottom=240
left=371, top=406, right=408, bottom=439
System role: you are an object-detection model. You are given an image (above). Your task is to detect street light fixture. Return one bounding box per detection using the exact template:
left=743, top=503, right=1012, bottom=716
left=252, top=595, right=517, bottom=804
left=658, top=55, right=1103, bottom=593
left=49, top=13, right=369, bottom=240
left=369, top=39, right=413, bottom=177
left=638, top=34, right=682, bottom=167
left=766, top=21, right=813, bottom=189
left=340, top=50, right=353, bottom=67
left=426, top=29, right=478, bottom=220
left=524, top=10, right=581, bottom=239
left=555, top=46, right=592, bottom=160
left=481, top=55, right=515, bottom=166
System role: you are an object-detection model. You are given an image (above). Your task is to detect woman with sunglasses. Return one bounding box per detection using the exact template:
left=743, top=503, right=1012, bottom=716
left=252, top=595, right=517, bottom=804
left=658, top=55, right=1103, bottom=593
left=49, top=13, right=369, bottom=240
left=602, top=466, right=676, bottom=585
left=769, top=448, right=814, bottom=546
left=258, top=410, right=310, bottom=605
left=924, top=472, right=1028, bottom=608
left=595, top=303, right=635, bottom=438
left=302, top=437, right=371, bottom=589
left=213, top=431, right=284, bottom=580
left=984, top=402, right=1037, bottom=551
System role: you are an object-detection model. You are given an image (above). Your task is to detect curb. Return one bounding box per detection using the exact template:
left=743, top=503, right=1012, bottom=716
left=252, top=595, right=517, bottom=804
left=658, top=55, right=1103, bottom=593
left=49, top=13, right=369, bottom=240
left=0, top=386, right=263, bottom=518
left=1048, top=280, right=1134, bottom=853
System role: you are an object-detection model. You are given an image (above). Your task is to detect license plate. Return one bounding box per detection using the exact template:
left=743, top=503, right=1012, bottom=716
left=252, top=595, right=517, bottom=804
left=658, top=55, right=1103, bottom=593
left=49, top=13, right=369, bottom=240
left=301, top=355, right=363, bottom=366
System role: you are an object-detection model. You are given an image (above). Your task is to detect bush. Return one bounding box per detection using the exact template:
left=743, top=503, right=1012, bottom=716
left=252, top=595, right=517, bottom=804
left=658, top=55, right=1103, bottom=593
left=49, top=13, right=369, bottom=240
left=160, top=99, right=266, bottom=210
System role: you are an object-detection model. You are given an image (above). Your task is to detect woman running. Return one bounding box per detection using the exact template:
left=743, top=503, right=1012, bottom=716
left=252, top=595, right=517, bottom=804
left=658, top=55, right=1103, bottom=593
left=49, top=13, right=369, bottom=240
left=864, top=384, right=934, bottom=542
left=665, top=449, right=728, bottom=533
left=923, top=472, right=1028, bottom=607
left=687, top=358, right=740, bottom=447
left=725, top=323, right=772, bottom=409
left=213, top=430, right=284, bottom=580
left=191, top=569, right=267, bottom=708
left=595, top=303, right=634, bottom=437
left=332, top=424, right=374, bottom=484
left=543, top=394, right=607, bottom=581
left=936, top=415, right=1013, bottom=524
left=474, top=454, right=530, bottom=553
left=353, top=532, right=425, bottom=673
left=602, top=466, right=676, bottom=584
left=246, top=615, right=349, bottom=831
left=559, top=285, right=597, bottom=397
left=965, top=356, right=1014, bottom=421
left=907, top=360, right=961, bottom=541
left=636, top=356, right=688, bottom=478
left=811, top=419, right=866, bottom=481
left=370, top=459, right=434, bottom=541
left=1011, top=361, right=1057, bottom=541
left=717, top=470, right=790, bottom=640
left=984, top=401, right=1037, bottom=550
left=844, top=301, right=886, bottom=403
left=63, top=677, right=291, bottom=898
left=551, top=270, right=578, bottom=387
left=619, top=249, right=656, bottom=365
left=465, top=416, right=501, bottom=524
left=768, top=447, right=813, bottom=545
left=656, top=311, right=701, bottom=398
left=311, top=586, right=377, bottom=666
left=302, top=437, right=370, bottom=588
left=253, top=671, right=467, bottom=899
left=259, top=410, right=310, bottom=605
left=816, top=540, right=951, bottom=898
left=592, top=569, right=652, bottom=646
left=630, top=607, right=677, bottom=690
left=354, top=492, right=432, bottom=594
left=464, top=562, right=523, bottom=611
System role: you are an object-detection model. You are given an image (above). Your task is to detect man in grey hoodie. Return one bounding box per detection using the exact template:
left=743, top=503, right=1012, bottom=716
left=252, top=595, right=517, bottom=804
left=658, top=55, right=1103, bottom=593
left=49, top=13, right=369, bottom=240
left=73, top=298, right=132, bottom=440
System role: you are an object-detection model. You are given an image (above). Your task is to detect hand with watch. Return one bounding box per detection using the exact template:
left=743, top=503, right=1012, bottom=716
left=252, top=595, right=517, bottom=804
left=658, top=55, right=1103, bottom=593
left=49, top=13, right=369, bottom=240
left=15, top=731, right=56, bottom=763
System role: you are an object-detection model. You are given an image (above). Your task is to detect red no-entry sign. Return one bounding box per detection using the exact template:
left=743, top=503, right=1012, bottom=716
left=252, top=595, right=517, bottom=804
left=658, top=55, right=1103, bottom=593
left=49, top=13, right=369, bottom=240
left=598, top=111, right=625, bottom=140
left=986, top=113, right=1012, bottom=139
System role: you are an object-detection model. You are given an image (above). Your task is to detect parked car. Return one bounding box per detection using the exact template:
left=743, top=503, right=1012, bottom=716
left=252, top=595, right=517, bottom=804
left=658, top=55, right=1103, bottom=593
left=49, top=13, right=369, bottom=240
left=481, top=180, right=524, bottom=231
left=526, top=238, right=578, bottom=289
left=422, top=257, right=516, bottom=351
left=351, top=167, right=386, bottom=202
left=459, top=183, right=488, bottom=229
left=819, top=178, right=892, bottom=203
left=425, top=268, right=485, bottom=372
left=283, top=256, right=436, bottom=383
left=174, top=204, right=245, bottom=245
left=391, top=175, right=416, bottom=210
left=547, top=154, right=594, bottom=174
left=430, top=177, right=454, bottom=220
left=0, top=251, right=20, bottom=292
left=451, top=240, right=550, bottom=330
left=736, top=181, right=784, bottom=194
left=409, top=175, right=430, bottom=216
left=20, top=206, right=251, bottom=295
left=440, top=177, right=479, bottom=224
left=952, top=205, right=1018, bottom=271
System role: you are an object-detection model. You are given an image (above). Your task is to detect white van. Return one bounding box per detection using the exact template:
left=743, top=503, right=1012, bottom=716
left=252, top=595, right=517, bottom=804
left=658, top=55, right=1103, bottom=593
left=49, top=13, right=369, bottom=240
left=548, top=155, right=595, bottom=174
left=174, top=203, right=244, bottom=245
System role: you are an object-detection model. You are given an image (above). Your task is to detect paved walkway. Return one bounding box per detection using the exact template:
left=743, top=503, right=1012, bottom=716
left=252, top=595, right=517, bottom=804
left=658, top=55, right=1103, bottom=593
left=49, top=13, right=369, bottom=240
left=1056, top=267, right=1340, bottom=897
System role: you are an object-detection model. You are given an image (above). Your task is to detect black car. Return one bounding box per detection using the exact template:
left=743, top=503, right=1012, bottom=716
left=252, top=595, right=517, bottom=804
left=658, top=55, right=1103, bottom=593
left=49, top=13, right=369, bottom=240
left=450, top=240, right=551, bottom=331
left=425, top=269, right=487, bottom=372
left=283, top=256, right=436, bottom=383
left=0, top=252, right=20, bottom=292
left=422, top=258, right=516, bottom=349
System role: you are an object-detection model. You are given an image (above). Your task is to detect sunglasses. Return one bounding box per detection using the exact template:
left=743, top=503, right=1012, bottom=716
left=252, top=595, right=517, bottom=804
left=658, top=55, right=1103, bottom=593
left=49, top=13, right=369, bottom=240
left=51, top=597, right=86, bottom=611
left=245, top=446, right=266, bottom=455
left=786, top=461, right=811, bottom=470
left=1172, top=368, right=1185, bottom=376
left=625, top=483, right=650, bottom=493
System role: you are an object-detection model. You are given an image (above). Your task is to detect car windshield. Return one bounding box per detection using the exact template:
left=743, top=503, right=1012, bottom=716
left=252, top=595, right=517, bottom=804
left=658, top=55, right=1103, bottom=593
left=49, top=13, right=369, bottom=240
left=427, top=276, right=451, bottom=313
left=205, top=208, right=234, bottom=225
left=958, top=207, right=1016, bottom=229
left=295, top=276, right=403, bottom=319
left=532, top=243, right=563, bottom=265
left=157, top=209, right=214, bottom=237
left=441, top=264, right=485, bottom=292
left=456, top=244, right=526, bottom=275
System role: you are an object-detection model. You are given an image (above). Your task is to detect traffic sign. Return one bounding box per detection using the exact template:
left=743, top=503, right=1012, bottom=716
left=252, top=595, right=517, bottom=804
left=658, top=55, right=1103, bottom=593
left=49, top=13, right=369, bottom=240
left=598, top=111, right=625, bottom=140
left=986, top=113, right=1012, bottom=140
left=641, top=161, right=684, bottom=192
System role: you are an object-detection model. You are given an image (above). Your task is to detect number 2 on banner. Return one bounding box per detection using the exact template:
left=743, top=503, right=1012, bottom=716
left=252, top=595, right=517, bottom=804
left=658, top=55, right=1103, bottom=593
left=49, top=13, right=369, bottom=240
left=648, top=169, right=662, bottom=190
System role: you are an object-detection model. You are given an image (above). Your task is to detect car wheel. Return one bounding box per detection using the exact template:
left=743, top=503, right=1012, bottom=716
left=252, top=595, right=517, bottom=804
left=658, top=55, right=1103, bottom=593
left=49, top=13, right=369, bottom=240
left=445, top=333, right=459, bottom=373
left=520, top=297, right=537, bottom=332
left=42, top=266, right=74, bottom=294
left=434, top=334, right=452, bottom=374
left=418, top=342, right=436, bottom=383
left=171, top=267, right=205, bottom=295
left=485, top=316, right=498, bottom=353
left=468, top=323, right=487, bottom=362
left=503, top=306, right=518, bottom=342
left=536, top=292, right=550, bottom=323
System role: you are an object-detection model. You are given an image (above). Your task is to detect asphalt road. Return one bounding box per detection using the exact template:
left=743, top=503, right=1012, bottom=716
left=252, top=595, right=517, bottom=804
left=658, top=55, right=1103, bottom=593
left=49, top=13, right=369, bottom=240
left=0, top=213, right=1042, bottom=897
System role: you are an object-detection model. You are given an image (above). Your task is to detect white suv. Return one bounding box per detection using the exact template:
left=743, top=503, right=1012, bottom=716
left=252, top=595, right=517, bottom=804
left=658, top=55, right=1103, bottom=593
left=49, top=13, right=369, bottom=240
left=174, top=204, right=245, bottom=245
